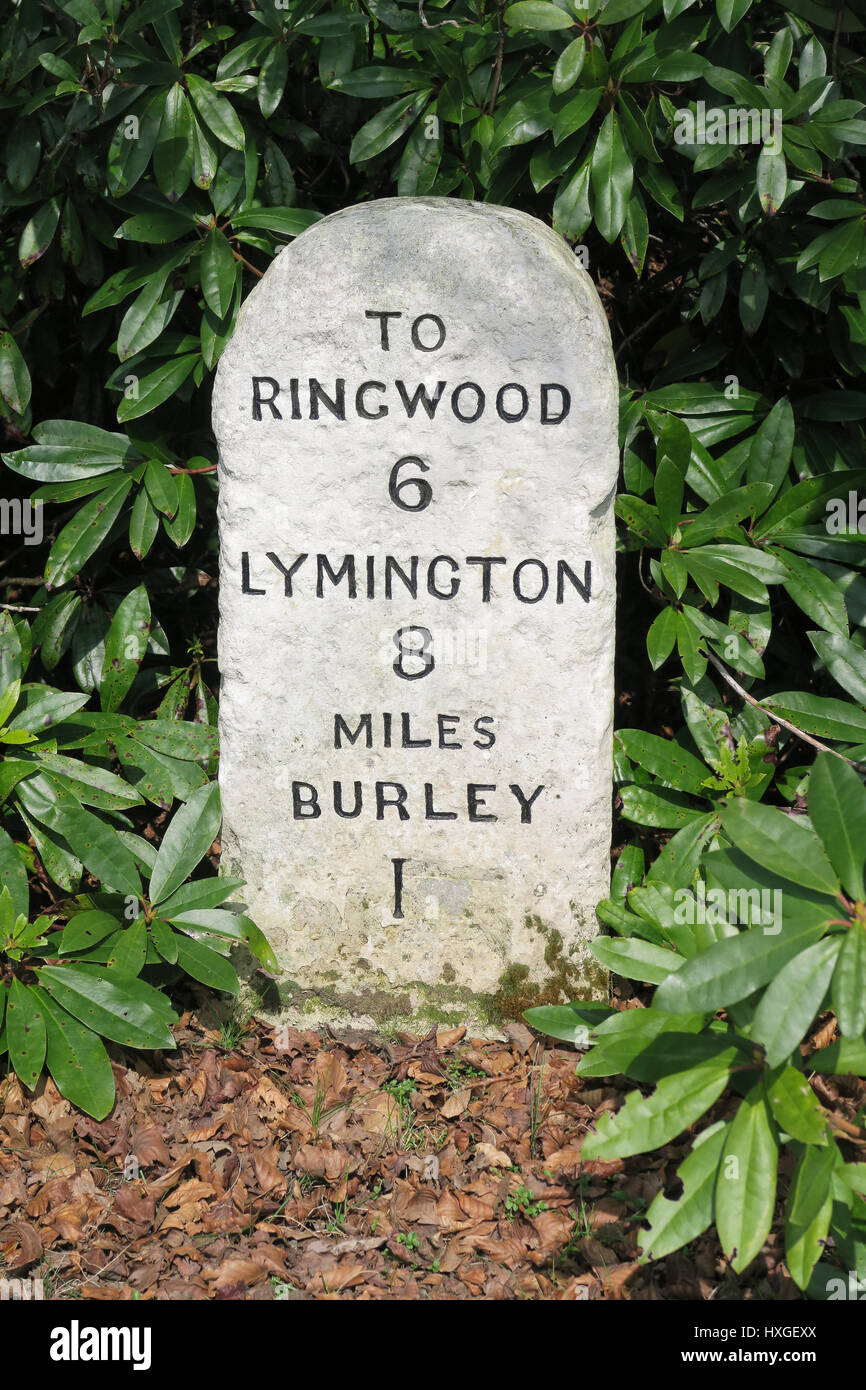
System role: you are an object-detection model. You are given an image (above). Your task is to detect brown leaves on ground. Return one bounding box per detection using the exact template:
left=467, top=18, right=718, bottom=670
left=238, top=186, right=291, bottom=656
left=0, top=1012, right=810, bottom=1300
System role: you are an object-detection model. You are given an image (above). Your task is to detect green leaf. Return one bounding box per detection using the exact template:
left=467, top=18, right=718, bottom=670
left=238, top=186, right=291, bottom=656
left=162, top=470, right=196, bottom=547
left=49, top=802, right=142, bottom=898
left=174, top=934, right=238, bottom=993
left=773, top=548, right=850, bottom=637
left=640, top=1123, right=728, bottom=1261
left=37, top=964, right=176, bottom=1049
left=259, top=41, right=288, bottom=116
left=810, top=1037, right=866, bottom=1075
left=149, top=917, right=179, bottom=964
left=715, top=1085, right=777, bottom=1273
left=739, top=252, right=768, bottom=334
left=523, top=1001, right=613, bottom=1045
left=552, top=37, right=585, bottom=94
left=747, top=397, right=794, bottom=499
left=752, top=937, right=841, bottom=1067
left=719, top=798, right=840, bottom=896
left=591, top=110, right=633, bottom=242
left=156, top=876, right=244, bottom=917
left=654, top=918, right=827, bottom=1015
left=18, top=197, right=61, bottom=268
left=35, top=985, right=115, bottom=1119
left=0, top=828, right=28, bottom=920
left=590, top=935, right=685, bottom=984
left=756, top=140, right=786, bottom=216
left=129, top=487, right=157, bottom=561
left=716, top=0, right=752, bottom=30
left=553, top=157, right=592, bottom=238
left=148, top=781, right=221, bottom=905
left=833, top=930, right=866, bottom=1039
left=186, top=73, right=245, bottom=150
left=809, top=632, right=866, bottom=706
left=44, top=476, right=133, bottom=589
left=582, top=1057, right=732, bottom=1160
left=350, top=92, right=429, bottom=163
left=764, top=1065, right=828, bottom=1144
left=504, top=0, right=574, bottom=26
left=153, top=84, right=193, bottom=203
left=100, top=584, right=151, bottom=713
left=59, top=910, right=121, bottom=955
left=7, top=978, right=46, bottom=1091
left=785, top=1141, right=836, bottom=1290
left=117, top=275, right=183, bottom=363
left=230, top=208, right=320, bottom=234
left=116, top=354, right=198, bottom=423
left=761, top=691, right=866, bottom=745
left=647, top=606, right=679, bottom=669
left=143, top=459, right=178, bottom=517
left=616, top=730, right=709, bottom=796
left=201, top=228, right=237, bottom=318
left=807, top=753, right=866, bottom=903
left=169, top=908, right=277, bottom=972
left=0, top=331, right=32, bottom=415
left=106, top=918, right=147, bottom=976
left=115, top=211, right=195, bottom=244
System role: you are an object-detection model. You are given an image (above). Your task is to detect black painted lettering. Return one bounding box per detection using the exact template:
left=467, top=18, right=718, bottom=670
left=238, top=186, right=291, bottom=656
left=466, top=556, right=506, bottom=601
left=541, top=383, right=571, bottom=424
left=334, top=714, right=372, bottom=749
left=333, top=780, right=363, bottom=818
left=509, top=783, right=545, bottom=823
left=376, top=782, right=410, bottom=821
left=401, top=713, right=431, bottom=748
left=292, top=782, right=321, bottom=819
left=427, top=555, right=460, bottom=599
left=251, top=376, right=282, bottom=421
left=411, top=314, right=446, bottom=351
left=557, top=559, right=591, bottom=603
left=468, top=784, right=497, bottom=822
left=472, top=716, right=496, bottom=750
left=385, top=555, right=419, bottom=599
left=356, top=381, right=388, bottom=419
left=425, top=784, right=457, bottom=820
left=451, top=382, right=485, bottom=423
left=438, top=715, right=462, bottom=750
left=309, top=378, right=346, bottom=420
left=395, top=379, right=447, bottom=419
left=266, top=551, right=308, bottom=596
left=317, top=553, right=357, bottom=597
left=365, top=310, right=402, bottom=350
left=241, top=551, right=266, bottom=595
left=513, top=558, right=549, bottom=604
left=496, top=383, right=529, bottom=422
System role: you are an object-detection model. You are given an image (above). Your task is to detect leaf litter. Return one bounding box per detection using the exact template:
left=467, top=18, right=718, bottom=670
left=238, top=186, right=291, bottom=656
left=0, top=1006, right=837, bottom=1300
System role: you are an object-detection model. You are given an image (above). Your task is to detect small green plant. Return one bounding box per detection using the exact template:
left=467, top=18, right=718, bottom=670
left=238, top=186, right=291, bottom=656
left=445, top=1059, right=485, bottom=1091
left=395, top=1231, right=419, bottom=1252
left=505, top=1184, right=548, bottom=1223
left=529, top=754, right=866, bottom=1295
left=0, top=782, right=275, bottom=1118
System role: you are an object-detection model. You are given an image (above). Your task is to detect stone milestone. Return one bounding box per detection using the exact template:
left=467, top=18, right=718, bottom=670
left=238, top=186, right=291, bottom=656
left=213, top=197, right=619, bottom=1031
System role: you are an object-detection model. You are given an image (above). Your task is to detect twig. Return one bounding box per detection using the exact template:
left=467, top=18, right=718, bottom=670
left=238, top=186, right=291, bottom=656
left=168, top=465, right=217, bottom=474
left=418, top=0, right=462, bottom=29
left=704, top=648, right=866, bottom=774
left=0, top=602, right=41, bottom=613
left=231, top=249, right=264, bottom=279
left=488, top=0, right=505, bottom=114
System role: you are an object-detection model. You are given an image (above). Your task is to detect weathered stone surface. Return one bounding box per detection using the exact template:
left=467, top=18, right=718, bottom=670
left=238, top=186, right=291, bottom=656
left=214, top=197, right=618, bottom=1031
